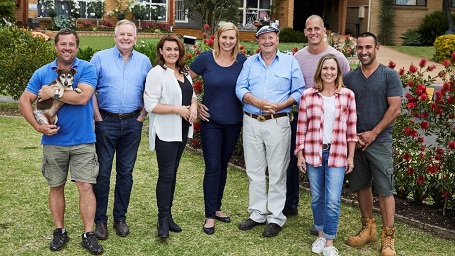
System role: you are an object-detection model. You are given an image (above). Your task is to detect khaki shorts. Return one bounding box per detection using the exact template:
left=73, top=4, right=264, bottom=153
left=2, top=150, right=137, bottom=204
left=348, top=140, right=394, bottom=197
left=42, top=143, right=99, bottom=187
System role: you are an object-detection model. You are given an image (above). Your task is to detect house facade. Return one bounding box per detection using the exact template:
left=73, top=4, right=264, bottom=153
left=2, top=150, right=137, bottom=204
left=11, top=0, right=454, bottom=45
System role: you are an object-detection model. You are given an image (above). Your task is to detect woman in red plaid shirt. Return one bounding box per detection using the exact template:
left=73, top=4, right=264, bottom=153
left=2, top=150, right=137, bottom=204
left=295, top=53, right=357, bottom=256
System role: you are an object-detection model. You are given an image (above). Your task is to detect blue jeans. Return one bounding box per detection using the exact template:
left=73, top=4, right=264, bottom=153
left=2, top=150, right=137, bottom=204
left=201, top=121, right=242, bottom=218
left=155, top=127, right=189, bottom=218
left=307, top=149, right=345, bottom=240
left=93, top=114, right=143, bottom=223
left=285, top=115, right=299, bottom=209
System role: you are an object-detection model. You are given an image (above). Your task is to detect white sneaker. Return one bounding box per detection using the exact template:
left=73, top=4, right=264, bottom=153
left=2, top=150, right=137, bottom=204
left=323, top=246, right=339, bottom=256
left=311, top=237, right=326, bottom=254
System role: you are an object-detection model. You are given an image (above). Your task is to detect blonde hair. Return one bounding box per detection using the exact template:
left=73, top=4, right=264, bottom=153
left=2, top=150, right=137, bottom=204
left=313, top=53, right=344, bottom=92
left=213, top=22, right=240, bottom=60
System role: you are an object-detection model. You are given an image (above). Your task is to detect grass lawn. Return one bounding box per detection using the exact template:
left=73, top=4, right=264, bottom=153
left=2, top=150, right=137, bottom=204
left=388, top=46, right=435, bottom=61
left=0, top=112, right=453, bottom=255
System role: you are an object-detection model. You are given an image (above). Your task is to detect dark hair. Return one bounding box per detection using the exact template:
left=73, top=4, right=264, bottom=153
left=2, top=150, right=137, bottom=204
left=54, top=28, right=80, bottom=46
left=313, top=53, right=344, bottom=92
left=358, top=32, right=378, bottom=46
left=156, top=34, right=188, bottom=74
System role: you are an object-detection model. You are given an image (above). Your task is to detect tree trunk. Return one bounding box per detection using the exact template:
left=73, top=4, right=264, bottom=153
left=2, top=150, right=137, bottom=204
left=443, top=0, right=455, bottom=34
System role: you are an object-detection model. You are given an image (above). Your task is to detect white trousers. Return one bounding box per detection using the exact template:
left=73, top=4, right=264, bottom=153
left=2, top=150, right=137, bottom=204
left=242, top=114, right=290, bottom=227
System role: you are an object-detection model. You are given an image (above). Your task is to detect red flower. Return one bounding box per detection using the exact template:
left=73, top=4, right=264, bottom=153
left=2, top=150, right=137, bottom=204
left=409, top=64, right=418, bottom=73
left=202, top=32, right=207, bottom=39
left=420, top=194, right=428, bottom=200
left=448, top=95, right=453, bottom=104
left=239, top=45, right=245, bottom=50
left=442, top=190, right=450, bottom=198
left=419, top=145, right=426, bottom=152
left=415, top=84, right=426, bottom=95
left=192, top=140, right=201, bottom=147
left=407, top=102, right=416, bottom=109
left=204, top=24, right=211, bottom=31
left=417, top=175, right=425, bottom=185
left=186, top=53, right=193, bottom=59
left=427, top=165, right=438, bottom=174
left=419, top=58, right=427, bottom=68
left=193, top=81, right=203, bottom=94
left=448, top=140, right=455, bottom=149
left=419, top=93, right=428, bottom=101
left=407, top=80, right=414, bottom=87
left=292, top=47, right=299, bottom=55
left=435, top=154, right=442, bottom=161
left=418, top=136, right=425, bottom=143
left=443, top=59, right=451, bottom=67
left=398, top=68, right=405, bottom=76
left=421, top=112, right=429, bottom=119
left=427, top=64, right=436, bottom=71
left=210, top=35, right=215, bottom=40
left=437, top=148, right=444, bottom=155
left=206, top=39, right=214, bottom=46
left=403, top=153, right=411, bottom=161
left=404, top=126, right=412, bottom=136
left=193, top=121, right=201, bottom=131
left=388, top=60, right=396, bottom=69
left=256, top=48, right=261, bottom=53
left=420, top=121, right=430, bottom=130
left=406, top=168, right=414, bottom=175
left=451, top=51, right=455, bottom=61
left=196, top=49, right=201, bottom=55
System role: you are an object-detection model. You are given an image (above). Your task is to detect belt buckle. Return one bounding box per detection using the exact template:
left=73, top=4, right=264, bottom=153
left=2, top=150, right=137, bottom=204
left=257, top=115, right=266, bottom=122
left=118, top=113, right=127, bottom=119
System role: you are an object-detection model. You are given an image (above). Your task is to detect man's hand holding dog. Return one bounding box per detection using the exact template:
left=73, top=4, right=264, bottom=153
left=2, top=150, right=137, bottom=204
left=38, top=85, right=55, bottom=101
left=37, top=124, right=60, bottom=136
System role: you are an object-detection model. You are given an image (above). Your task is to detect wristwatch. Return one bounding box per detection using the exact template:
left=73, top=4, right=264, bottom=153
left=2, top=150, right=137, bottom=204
left=53, top=90, right=62, bottom=99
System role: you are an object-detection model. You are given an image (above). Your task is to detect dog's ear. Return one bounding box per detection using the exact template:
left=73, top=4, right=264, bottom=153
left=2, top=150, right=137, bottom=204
left=71, top=68, right=78, bottom=75
left=55, top=69, right=62, bottom=74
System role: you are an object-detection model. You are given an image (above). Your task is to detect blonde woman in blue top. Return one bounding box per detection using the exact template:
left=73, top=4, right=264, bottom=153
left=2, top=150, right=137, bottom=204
left=144, top=34, right=198, bottom=239
left=189, top=22, right=247, bottom=235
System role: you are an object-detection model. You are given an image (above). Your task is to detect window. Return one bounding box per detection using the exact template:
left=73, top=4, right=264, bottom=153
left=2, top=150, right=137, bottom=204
left=394, top=0, right=426, bottom=6
left=239, top=0, right=271, bottom=28
left=135, top=0, right=167, bottom=22
left=37, top=0, right=104, bottom=19
left=175, top=0, right=187, bottom=22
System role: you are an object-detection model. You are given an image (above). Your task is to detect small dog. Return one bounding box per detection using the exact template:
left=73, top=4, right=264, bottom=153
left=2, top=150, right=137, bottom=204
left=33, top=68, right=81, bottom=125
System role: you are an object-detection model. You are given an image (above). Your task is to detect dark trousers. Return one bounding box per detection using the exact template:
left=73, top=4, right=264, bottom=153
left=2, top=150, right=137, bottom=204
left=155, top=127, right=189, bottom=218
left=93, top=115, right=143, bottom=223
left=285, top=115, right=300, bottom=209
left=201, top=121, right=242, bottom=218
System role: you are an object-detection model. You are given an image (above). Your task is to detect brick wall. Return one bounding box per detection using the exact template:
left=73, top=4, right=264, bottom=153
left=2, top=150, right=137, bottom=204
left=173, top=28, right=256, bottom=42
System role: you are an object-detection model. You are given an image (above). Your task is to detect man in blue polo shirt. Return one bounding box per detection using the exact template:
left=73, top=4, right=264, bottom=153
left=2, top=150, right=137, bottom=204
left=19, top=28, right=104, bottom=255
left=236, top=24, right=305, bottom=237
left=90, top=19, right=152, bottom=240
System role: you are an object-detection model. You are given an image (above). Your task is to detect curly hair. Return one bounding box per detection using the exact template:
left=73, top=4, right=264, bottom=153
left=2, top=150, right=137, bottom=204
left=156, top=34, right=188, bottom=74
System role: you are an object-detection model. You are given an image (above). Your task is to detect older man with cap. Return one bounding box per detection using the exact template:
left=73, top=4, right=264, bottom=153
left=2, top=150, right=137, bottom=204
left=236, top=24, right=305, bottom=237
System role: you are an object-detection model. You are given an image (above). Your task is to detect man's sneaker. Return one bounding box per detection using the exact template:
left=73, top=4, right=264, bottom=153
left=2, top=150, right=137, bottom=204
left=81, top=232, right=104, bottom=255
left=49, top=228, right=69, bottom=251
left=311, top=237, right=326, bottom=254
left=323, top=246, right=339, bottom=256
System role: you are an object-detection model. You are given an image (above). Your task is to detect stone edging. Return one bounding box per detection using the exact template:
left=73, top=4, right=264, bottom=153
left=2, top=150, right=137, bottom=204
left=186, top=145, right=455, bottom=240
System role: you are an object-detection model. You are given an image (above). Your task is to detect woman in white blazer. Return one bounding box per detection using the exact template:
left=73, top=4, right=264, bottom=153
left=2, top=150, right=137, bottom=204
left=144, top=34, right=197, bottom=239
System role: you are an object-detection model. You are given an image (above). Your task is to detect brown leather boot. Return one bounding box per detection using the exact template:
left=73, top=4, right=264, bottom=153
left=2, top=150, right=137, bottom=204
left=345, top=217, right=378, bottom=247
left=381, top=226, right=396, bottom=256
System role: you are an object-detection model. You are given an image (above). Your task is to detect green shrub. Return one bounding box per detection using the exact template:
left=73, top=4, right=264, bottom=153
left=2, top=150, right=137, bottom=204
left=77, top=46, right=99, bottom=61
left=279, top=27, right=307, bottom=43
left=417, top=11, right=455, bottom=46
left=433, top=34, right=455, bottom=63
left=134, top=42, right=157, bottom=65
left=400, top=29, right=422, bottom=46
left=0, top=25, right=55, bottom=100
left=0, top=0, right=16, bottom=23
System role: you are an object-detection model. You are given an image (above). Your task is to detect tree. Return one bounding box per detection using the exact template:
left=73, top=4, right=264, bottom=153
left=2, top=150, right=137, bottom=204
left=443, top=0, right=455, bottom=34
left=0, top=0, right=16, bottom=24
left=184, top=0, right=240, bottom=34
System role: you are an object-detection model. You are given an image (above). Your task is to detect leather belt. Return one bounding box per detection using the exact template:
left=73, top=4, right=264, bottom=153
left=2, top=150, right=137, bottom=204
left=99, top=109, right=140, bottom=120
left=322, top=143, right=331, bottom=150
left=244, top=111, right=288, bottom=122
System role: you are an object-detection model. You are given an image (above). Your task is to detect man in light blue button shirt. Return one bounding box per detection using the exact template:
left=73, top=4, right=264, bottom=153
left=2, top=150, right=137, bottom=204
left=236, top=24, right=305, bottom=237
left=90, top=20, right=152, bottom=240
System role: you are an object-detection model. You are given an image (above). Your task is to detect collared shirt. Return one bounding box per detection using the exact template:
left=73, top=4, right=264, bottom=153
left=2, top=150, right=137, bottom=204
left=90, top=45, right=152, bottom=113
left=295, top=87, right=357, bottom=167
left=26, top=58, right=97, bottom=146
left=236, top=50, right=305, bottom=114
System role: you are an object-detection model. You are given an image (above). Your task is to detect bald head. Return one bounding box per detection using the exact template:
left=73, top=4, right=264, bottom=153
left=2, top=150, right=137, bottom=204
left=305, top=15, right=324, bottom=29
